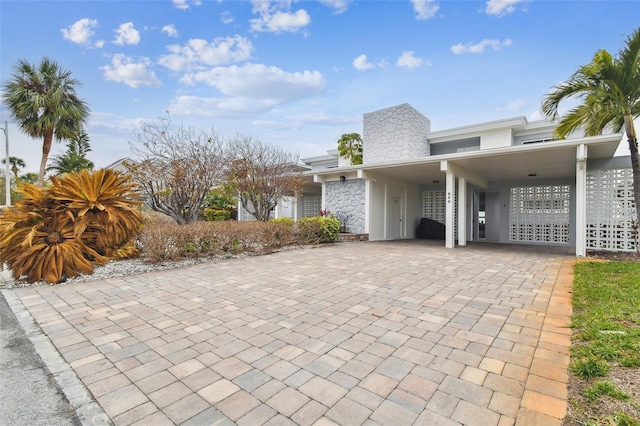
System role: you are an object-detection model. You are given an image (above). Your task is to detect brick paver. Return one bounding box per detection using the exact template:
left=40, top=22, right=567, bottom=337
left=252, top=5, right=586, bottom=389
left=7, top=240, right=574, bottom=425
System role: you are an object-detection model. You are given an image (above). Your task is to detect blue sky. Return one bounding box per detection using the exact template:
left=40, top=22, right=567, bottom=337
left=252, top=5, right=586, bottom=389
left=1, top=0, right=639, bottom=173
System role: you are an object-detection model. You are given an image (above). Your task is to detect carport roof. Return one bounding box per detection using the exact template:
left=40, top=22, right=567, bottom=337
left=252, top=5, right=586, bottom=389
left=306, top=133, right=623, bottom=186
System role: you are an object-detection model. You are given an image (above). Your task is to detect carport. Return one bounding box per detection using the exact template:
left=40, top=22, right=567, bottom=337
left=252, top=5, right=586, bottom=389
left=307, top=133, right=622, bottom=257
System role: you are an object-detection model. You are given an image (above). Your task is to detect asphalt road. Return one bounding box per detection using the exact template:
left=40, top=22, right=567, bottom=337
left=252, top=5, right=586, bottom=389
left=0, top=290, right=81, bottom=426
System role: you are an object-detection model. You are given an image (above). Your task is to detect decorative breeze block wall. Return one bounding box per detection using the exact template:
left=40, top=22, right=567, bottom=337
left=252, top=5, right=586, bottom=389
left=326, top=179, right=366, bottom=234
left=363, top=104, right=431, bottom=164
left=423, top=190, right=446, bottom=223
left=586, top=168, right=637, bottom=252
left=422, top=190, right=457, bottom=237
left=509, top=185, right=571, bottom=244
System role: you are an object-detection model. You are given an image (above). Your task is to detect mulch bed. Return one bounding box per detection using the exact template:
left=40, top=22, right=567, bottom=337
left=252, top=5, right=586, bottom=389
left=586, top=250, right=640, bottom=262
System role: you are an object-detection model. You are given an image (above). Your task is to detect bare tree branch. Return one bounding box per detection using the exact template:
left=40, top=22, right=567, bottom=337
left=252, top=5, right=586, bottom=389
left=226, top=135, right=304, bottom=221
left=126, top=115, right=224, bottom=224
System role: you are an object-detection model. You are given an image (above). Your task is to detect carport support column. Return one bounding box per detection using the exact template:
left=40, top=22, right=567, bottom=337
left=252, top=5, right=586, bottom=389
left=458, top=177, right=467, bottom=246
left=441, top=160, right=486, bottom=248
left=576, top=144, right=588, bottom=257
left=313, top=174, right=326, bottom=213
left=445, top=171, right=456, bottom=248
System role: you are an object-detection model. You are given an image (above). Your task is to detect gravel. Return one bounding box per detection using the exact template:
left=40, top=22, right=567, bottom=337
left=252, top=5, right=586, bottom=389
left=0, top=256, right=226, bottom=289
left=0, top=246, right=309, bottom=289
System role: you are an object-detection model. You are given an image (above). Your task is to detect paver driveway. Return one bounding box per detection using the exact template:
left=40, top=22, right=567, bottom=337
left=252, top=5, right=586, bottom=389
left=6, top=240, right=574, bottom=425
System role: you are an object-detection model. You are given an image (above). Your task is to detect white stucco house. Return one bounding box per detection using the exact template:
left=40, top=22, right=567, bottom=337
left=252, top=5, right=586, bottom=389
left=289, top=103, right=637, bottom=257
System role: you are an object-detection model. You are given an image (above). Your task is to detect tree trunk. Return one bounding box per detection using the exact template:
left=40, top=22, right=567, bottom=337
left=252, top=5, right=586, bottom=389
left=629, top=138, right=640, bottom=229
left=624, top=115, right=640, bottom=248
left=38, top=131, right=54, bottom=187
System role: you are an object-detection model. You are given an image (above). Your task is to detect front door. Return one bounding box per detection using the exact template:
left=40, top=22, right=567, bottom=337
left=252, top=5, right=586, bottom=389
left=475, top=191, right=500, bottom=241
left=390, top=196, right=402, bottom=239
left=388, top=185, right=404, bottom=239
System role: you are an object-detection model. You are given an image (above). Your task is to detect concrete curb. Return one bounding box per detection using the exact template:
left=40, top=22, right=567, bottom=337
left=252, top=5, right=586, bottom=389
left=2, top=290, right=112, bottom=426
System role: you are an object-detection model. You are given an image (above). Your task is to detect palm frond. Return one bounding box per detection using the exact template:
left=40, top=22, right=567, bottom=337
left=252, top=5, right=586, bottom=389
left=0, top=169, right=142, bottom=283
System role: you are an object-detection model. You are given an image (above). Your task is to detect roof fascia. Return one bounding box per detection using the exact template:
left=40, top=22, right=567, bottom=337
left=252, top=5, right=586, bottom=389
left=428, top=116, right=527, bottom=142
left=304, top=133, right=622, bottom=176
left=301, top=154, right=338, bottom=164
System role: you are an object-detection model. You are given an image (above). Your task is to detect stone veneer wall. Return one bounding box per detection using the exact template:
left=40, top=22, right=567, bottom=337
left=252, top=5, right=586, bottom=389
left=325, top=179, right=365, bottom=234
left=363, top=103, right=431, bottom=164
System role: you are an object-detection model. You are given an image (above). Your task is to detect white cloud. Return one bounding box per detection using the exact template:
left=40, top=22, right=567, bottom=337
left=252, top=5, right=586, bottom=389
left=159, top=36, right=253, bottom=72
left=180, top=63, right=326, bottom=104
left=251, top=10, right=311, bottom=33
left=250, top=0, right=311, bottom=33
left=396, top=51, right=423, bottom=69
left=222, top=11, right=234, bottom=24
left=173, top=0, right=188, bottom=9
left=169, top=95, right=279, bottom=117
left=101, top=54, right=161, bottom=88
left=95, top=40, right=105, bottom=48
left=162, top=24, right=178, bottom=37
left=172, top=0, right=202, bottom=9
left=288, top=112, right=359, bottom=127
left=90, top=114, right=148, bottom=132
left=61, top=18, right=99, bottom=46
left=253, top=112, right=359, bottom=130
left=352, top=54, right=376, bottom=71
left=411, top=0, right=439, bottom=20
left=316, top=0, right=351, bottom=14
left=114, top=22, right=140, bottom=45
left=451, top=38, right=512, bottom=54
left=486, top=0, right=528, bottom=17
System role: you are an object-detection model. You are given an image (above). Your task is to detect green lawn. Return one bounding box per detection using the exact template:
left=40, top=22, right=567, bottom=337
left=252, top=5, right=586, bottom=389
left=567, top=261, right=640, bottom=425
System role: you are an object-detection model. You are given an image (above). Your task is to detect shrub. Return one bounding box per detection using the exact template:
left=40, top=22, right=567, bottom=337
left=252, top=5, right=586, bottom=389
left=262, top=220, right=295, bottom=250
left=271, top=217, right=294, bottom=225
left=202, top=208, right=231, bottom=222
left=138, top=218, right=302, bottom=262
left=297, top=216, right=340, bottom=244
left=0, top=169, right=142, bottom=283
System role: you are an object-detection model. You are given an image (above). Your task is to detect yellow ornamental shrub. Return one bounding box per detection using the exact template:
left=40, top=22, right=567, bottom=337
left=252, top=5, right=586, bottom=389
left=0, top=169, right=142, bottom=284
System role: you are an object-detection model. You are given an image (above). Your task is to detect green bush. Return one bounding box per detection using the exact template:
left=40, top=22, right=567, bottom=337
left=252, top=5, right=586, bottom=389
left=297, top=216, right=340, bottom=244
left=202, top=208, right=232, bottom=221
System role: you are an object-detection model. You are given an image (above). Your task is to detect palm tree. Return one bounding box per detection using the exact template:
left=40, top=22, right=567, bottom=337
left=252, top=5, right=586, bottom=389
left=2, top=57, right=90, bottom=186
left=541, top=27, right=640, bottom=224
left=2, top=156, right=26, bottom=180
left=47, top=130, right=94, bottom=175
left=19, top=173, right=39, bottom=185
